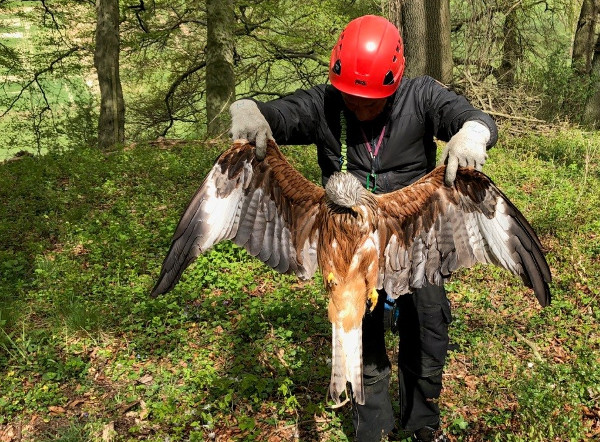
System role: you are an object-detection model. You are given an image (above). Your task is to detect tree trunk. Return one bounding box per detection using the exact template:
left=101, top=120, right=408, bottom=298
left=399, top=0, right=427, bottom=79
left=206, top=0, right=235, bottom=138
left=572, top=0, right=599, bottom=75
left=583, top=33, right=600, bottom=127
left=497, top=7, right=520, bottom=86
left=383, top=0, right=402, bottom=43
left=399, top=0, right=453, bottom=83
left=427, top=0, right=452, bottom=83
left=94, top=0, right=125, bottom=150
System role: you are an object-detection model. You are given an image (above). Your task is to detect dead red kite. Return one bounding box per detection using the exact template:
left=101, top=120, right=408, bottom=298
left=151, top=140, right=551, bottom=406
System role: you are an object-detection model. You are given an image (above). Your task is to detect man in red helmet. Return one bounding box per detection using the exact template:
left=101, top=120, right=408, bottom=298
left=229, top=15, right=497, bottom=442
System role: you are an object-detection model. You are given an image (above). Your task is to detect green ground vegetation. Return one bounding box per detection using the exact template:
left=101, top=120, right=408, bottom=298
left=0, top=128, right=599, bottom=441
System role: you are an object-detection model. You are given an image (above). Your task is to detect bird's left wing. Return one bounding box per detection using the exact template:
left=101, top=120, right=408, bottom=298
left=151, top=140, right=324, bottom=296
left=376, top=166, right=551, bottom=306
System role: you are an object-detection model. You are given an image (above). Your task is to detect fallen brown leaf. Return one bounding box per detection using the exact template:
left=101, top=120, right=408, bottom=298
left=48, top=406, right=66, bottom=415
left=137, top=374, right=153, bottom=385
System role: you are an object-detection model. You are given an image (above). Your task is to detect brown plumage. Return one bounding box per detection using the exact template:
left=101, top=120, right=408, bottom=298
left=151, top=140, right=551, bottom=406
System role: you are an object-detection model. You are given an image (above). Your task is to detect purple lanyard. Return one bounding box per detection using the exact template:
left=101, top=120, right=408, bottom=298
left=360, top=125, right=386, bottom=192
left=360, top=125, right=386, bottom=159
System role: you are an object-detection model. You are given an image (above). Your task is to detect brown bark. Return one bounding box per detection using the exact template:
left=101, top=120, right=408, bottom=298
left=206, top=0, right=235, bottom=137
left=583, top=33, right=600, bottom=127
left=398, top=0, right=453, bottom=83
left=572, top=0, right=599, bottom=75
left=497, top=7, right=520, bottom=85
left=399, top=0, right=427, bottom=78
left=94, top=0, right=125, bottom=150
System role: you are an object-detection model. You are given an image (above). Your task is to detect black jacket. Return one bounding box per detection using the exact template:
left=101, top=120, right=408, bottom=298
left=256, top=76, right=498, bottom=193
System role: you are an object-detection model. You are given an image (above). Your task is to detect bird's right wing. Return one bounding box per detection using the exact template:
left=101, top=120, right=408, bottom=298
left=151, top=140, right=324, bottom=296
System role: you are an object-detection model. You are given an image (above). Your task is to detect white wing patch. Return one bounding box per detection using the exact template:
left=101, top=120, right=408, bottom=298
left=151, top=142, right=323, bottom=297
left=380, top=185, right=550, bottom=304
left=475, top=198, right=516, bottom=271
left=200, top=176, right=244, bottom=248
left=298, top=233, right=318, bottom=280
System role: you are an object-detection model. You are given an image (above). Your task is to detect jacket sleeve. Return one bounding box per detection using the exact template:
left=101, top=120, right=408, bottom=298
left=419, top=76, right=498, bottom=149
left=254, top=85, right=326, bottom=145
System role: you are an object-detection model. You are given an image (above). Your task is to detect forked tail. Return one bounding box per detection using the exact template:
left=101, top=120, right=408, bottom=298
left=330, top=323, right=364, bottom=406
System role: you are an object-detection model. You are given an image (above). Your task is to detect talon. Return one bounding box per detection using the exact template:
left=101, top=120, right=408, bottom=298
left=367, top=288, right=378, bottom=312
left=326, top=272, right=337, bottom=286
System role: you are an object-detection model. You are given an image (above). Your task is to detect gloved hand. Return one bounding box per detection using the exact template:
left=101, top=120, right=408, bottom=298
left=229, top=99, right=274, bottom=160
left=438, top=120, right=491, bottom=186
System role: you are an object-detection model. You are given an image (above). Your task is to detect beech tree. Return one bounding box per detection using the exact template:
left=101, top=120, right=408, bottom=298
left=572, top=0, right=599, bottom=126
left=497, top=6, right=521, bottom=85
left=572, top=0, right=599, bottom=75
left=2, top=0, right=597, bottom=152
left=118, top=0, right=365, bottom=139
left=94, top=0, right=125, bottom=149
left=583, top=33, right=600, bottom=126
left=394, top=0, right=453, bottom=83
left=206, top=0, right=235, bottom=137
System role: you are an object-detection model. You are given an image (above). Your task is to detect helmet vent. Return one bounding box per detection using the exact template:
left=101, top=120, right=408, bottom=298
left=383, top=70, right=395, bottom=85
left=332, top=59, right=342, bottom=75
left=392, top=55, right=397, bottom=62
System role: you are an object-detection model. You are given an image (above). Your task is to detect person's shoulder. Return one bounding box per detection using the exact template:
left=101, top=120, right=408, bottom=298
left=292, top=83, right=332, bottom=100
left=396, top=76, right=432, bottom=93
left=399, top=76, right=462, bottom=101
left=322, top=84, right=344, bottom=106
left=299, top=83, right=329, bottom=93
left=409, top=75, right=450, bottom=90
left=322, top=84, right=341, bottom=96
left=393, top=76, right=429, bottom=100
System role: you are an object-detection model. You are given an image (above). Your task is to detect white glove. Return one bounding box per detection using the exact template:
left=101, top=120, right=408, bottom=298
left=439, top=120, right=491, bottom=186
left=229, top=99, right=274, bottom=160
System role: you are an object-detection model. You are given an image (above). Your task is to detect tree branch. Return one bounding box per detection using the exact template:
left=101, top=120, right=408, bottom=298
left=39, top=0, right=61, bottom=30
left=162, top=61, right=206, bottom=136
left=1, top=46, right=82, bottom=118
left=127, top=0, right=149, bottom=33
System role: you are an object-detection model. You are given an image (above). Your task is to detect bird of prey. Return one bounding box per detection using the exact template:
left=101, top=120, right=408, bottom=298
left=151, top=140, right=551, bottom=406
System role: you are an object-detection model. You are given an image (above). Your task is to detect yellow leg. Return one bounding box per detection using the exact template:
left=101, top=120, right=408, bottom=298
left=367, top=288, right=378, bottom=312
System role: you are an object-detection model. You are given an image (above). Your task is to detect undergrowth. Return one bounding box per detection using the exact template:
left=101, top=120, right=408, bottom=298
left=0, top=129, right=598, bottom=441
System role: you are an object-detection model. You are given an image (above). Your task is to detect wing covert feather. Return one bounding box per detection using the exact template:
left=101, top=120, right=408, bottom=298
left=377, top=166, right=551, bottom=306
left=151, top=141, right=323, bottom=296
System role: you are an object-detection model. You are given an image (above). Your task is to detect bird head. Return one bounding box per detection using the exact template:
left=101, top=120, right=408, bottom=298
left=325, top=172, right=375, bottom=216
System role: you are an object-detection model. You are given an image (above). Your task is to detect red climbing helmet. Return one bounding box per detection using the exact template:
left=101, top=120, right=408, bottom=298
left=329, top=15, right=405, bottom=99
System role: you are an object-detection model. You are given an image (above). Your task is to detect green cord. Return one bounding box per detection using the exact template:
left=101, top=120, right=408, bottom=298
left=340, top=111, right=347, bottom=173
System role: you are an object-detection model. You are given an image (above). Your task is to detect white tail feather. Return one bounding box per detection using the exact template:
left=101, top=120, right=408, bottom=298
left=330, top=323, right=364, bottom=405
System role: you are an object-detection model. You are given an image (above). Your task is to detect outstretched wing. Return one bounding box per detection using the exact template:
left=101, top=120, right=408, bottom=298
left=151, top=140, right=324, bottom=296
left=376, top=166, right=551, bottom=306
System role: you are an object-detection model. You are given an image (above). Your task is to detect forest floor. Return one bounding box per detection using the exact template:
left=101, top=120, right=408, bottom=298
left=0, top=127, right=599, bottom=441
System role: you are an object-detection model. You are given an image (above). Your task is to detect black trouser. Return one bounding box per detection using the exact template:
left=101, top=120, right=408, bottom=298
left=352, top=284, right=451, bottom=441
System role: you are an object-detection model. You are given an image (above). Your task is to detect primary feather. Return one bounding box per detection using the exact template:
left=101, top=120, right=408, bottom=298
left=151, top=140, right=551, bottom=406
left=151, top=141, right=322, bottom=296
